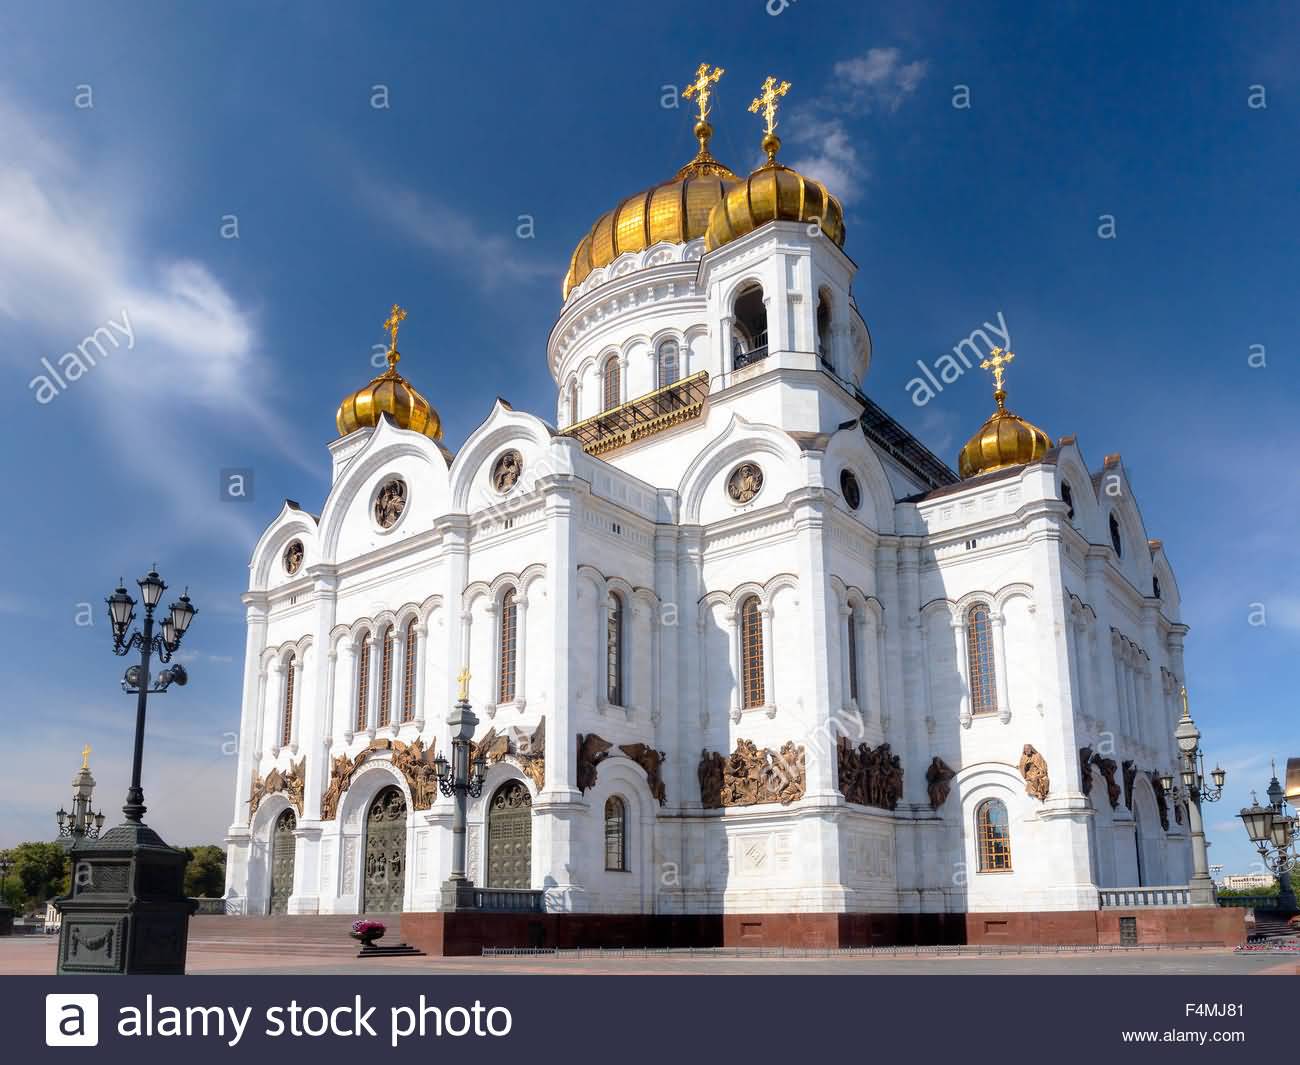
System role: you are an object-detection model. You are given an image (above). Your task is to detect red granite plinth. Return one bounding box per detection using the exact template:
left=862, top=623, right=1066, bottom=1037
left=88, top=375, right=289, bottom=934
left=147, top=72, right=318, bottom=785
left=965, top=907, right=1247, bottom=948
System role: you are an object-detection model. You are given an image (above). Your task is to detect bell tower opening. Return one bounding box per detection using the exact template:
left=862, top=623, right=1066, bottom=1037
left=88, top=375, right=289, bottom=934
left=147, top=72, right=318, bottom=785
left=731, top=283, right=768, bottom=369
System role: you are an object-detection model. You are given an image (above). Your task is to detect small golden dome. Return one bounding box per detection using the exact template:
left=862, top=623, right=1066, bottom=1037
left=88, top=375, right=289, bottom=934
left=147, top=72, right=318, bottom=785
left=336, top=305, right=443, bottom=441
left=562, top=121, right=738, bottom=299
left=957, top=389, right=1052, bottom=479
left=703, top=143, right=846, bottom=251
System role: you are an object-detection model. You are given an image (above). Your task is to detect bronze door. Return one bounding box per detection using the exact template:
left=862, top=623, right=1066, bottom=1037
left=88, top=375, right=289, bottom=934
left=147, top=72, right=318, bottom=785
left=363, top=786, right=407, bottom=913
left=486, top=781, right=532, bottom=889
left=268, top=809, right=296, bottom=915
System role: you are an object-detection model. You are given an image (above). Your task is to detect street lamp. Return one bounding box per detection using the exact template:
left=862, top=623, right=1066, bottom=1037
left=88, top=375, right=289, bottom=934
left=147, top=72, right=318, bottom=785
left=52, top=567, right=200, bottom=975
left=437, top=669, right=488, bottom=911
left=1156, top=688, right=1225, bottom=906
left=55, top=746, right=107, bottom=845
left=0, top=855, right=13, bottom=937
left=1237, top=763, right=1299, bottom=913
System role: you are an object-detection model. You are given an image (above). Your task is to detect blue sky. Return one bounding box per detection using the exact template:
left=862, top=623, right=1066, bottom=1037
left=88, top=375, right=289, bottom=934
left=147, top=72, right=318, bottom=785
left=0, top=1, right=1295, bottom=878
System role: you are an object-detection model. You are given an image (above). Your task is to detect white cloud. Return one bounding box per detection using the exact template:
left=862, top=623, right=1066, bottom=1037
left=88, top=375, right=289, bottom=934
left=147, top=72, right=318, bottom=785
left=787, top=47, right=928, bottom=206
left=358, top=176, right=551, bottom=289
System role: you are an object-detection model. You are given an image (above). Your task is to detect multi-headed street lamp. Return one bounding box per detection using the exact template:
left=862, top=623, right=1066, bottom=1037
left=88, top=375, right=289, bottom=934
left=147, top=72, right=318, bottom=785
left=1237, top=763, right=1298, bottom=913
left=436, top=669, right=488, bottom=911
left=53, top=568, right=200, bottom=975
left=1156, top=688, right=1225, bottom=906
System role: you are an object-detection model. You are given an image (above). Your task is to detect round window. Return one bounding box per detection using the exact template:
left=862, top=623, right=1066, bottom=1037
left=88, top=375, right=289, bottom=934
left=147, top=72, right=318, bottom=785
left=840, top=469, right=862, bottom=510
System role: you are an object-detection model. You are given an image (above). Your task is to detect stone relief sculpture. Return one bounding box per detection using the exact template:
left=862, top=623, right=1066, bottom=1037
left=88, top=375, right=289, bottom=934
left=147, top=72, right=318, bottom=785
left=620, top=742, right=668, bottom=805
left=836, top=738, right=905, bottom=811
left=925, top=756, right=957, bottom=810
left=1079, top=747, right=1095, bottom=797
left=318, top=737, right=441, bottom=820
left=1018, top=744, right=1050, bottom=802
left=698, top=739, right=805, bottom=808
left=576, top=733, right=613, bottom=792
left=249, top=756, right=306, bottom=816
left=472, top=718, right=546, bottom=792
left=1122, top=759, right=1137, bottom=810
left=1095, top=756, right=1121, bottom=810
left=373, top=478, right=407, bottom=528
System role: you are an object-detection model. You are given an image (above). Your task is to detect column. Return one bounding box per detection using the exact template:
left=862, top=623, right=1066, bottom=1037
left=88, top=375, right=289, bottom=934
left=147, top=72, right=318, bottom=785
left=481, top=603, right=497, bottom=716
left=838, top=603, right=853, bottom=711
left=862, top=611, right=882, bottom=727
left=791, top=490, right=835, bottom=799
left=990, top=610, right=1012, bottom=723
left=231, top=594, right=269, bottom=829
left=340, top=642, right=357, bottom=742
left=652, top=526, right=679, bottom=802
left=365, top=633, right=380, bottom=736
left=952, top=617, right=972, bottom=728
left=288, top=655, right=304, bottom=752
left=725, top=608, right=740, bottom=722
left=514, top=594, right=529, bottom=709
left=759, top=603, right=776, bottom=717
left=389, top=626, right=406, bottom=729
left=413, top=622, right=428, bottom=729
left=267, top=658, right=284, bottom=755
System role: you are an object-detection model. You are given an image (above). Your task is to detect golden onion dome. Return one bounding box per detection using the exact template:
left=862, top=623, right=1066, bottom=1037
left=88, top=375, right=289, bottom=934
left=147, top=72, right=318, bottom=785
left=562, top=120, right=738, bottom=299
left=336, top=305, right=443, bottom=441
left=957, top=348, right=1051, bottom=478
left=704, top=131, right=846, bottom=252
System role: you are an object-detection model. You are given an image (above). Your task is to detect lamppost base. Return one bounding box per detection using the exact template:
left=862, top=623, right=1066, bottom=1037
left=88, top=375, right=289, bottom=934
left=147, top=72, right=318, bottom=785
left=52, top=821, right=197, bottom=975
left=439, top=878, right=482, bottom=913
left=0, top=905, right=12, bottom=937
left=1188, top=877, right=1218, bottom=908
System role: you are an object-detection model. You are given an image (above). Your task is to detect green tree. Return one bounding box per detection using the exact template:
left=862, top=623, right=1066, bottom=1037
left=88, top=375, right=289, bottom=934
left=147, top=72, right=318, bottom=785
left=4, top=843, right=70, bottom=910
left=183, top=845, right=226, bottom=898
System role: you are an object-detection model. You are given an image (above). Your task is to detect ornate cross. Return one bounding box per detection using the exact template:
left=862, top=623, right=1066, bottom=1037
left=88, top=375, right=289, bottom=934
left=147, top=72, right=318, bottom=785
left=749, top=75, right=791, bottom=134
left=382, top=303, right=407, bottom=354
left=457, top=667, right=471, bottom=702
left=82, top=743, right=91, bottom=769
left=683, top=63, right=724, bottom=122
left=980, top=346, right=1015, bottom=392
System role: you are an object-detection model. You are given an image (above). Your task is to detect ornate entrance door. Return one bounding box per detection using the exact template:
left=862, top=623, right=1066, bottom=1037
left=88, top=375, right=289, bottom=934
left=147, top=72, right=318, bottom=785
left=268, top=809, right=296, bottom=915
left=486, top=780, right=532, bottom=889
left=363, top=786, right=407, bottom=913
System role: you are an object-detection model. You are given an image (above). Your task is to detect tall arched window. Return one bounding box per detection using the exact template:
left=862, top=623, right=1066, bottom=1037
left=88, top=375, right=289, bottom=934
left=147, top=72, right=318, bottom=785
left=606, top=592, right=624, bottom=706
left=846, top=612, right=859, bottom=705
left=816, top=290, right=833, bottom=368
left=355, top=630, right=371, bottom=732
left=966, top=603, right=997, bottom=716
left=280, top=653, right=295, bottom=747
left=740, top=595, right=765, bottom=709
left=602, top=355, right=621, bottom=410
left=1109, top=513, right=1123, bottom=557
left=401, top=618, right=417, bottom=722
left=604, top=796, right=627, bottom=871
left=731, top=284, right=768, bottom=369
left=976, top=798, right=1013, bottom=872
left=656, top=339, right=679, bottom=389
left=377, top=626, right=394, bottom=728
left=498, top=588, right=518, bottom=704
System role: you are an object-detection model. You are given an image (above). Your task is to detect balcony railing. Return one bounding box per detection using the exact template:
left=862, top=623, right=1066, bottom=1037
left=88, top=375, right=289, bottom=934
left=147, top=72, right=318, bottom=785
left=732, top=331, right=769, bottom=371
left=562, top=371, right=710, bottom=457
left=1099, top=886, right=1191, bottom=908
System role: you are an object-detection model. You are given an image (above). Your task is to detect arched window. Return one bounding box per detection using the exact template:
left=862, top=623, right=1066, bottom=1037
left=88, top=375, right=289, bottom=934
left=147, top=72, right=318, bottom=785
left=846, top=611, right=860, bottom=705
left=602, top=355, right=621, bottom=411
left=567, top=378, right=578, bottom=425
left=604, top=796, right=627, bottom=871
left=1109, top=513, right=1123, bottom=557
left=1152, top=576, right=1162, bottom=600
left=377, top=626, right=394, bottom=728
left=498, top=588, right=518, bottom=703
left=731, top=284, right=768, bottom=369
left=976, top=798, right=1013, bottom=872
left=740, top=595, right=765, bottom=709
left=401, top=618, right=417, bottom=722
left=606, top=592, right=624, bottom=706
left=816, top=290, right=833, bottom=368
left=966, top=603, right=997, bottom=715
left=656, top=339, right=679, bottom=389
left=280, top=653, right=295, bottom=747
left=355, top=630, right=370, bottom=732
left=1061, top=480, right=1075, bottom=520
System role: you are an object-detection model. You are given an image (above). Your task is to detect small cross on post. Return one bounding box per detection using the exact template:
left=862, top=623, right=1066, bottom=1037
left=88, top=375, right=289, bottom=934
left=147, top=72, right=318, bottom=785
left=980, top=346, right=1015, bottom=394
left=683, top=63, right=725, bottom=123
left=82, top=744, right=92, bottom=769
left=382, top=303, right=407, bottom=367
left=749, top=75, right=791, bottom=135
left=457, top=667, right=471, bottom=703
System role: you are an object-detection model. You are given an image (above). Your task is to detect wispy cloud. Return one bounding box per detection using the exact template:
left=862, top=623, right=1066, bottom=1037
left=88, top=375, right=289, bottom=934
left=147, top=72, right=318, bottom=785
left=0, top=96, right=314, bottom=544
left=358, top=176, right=551, bottom=290
left=787, top=47, right=928, bottom=205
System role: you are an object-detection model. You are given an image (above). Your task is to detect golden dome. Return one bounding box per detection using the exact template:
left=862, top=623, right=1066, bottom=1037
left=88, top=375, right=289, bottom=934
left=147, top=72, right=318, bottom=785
left=562, top=121, right=737, bottom=299
left=336, top=305, right=443, bottom=441
left=704, top=132, right=846, bottom=252
left=957, top=349, right=1051, bottom=478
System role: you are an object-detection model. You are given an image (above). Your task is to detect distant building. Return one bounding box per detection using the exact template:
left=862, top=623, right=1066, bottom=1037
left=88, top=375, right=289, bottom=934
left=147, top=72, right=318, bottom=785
left=1220, top=874, right=1274, bottom=891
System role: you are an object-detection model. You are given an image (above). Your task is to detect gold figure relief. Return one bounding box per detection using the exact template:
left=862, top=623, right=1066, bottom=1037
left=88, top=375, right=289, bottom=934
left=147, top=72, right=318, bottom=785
left=491, top=449, right=523, bottom=493
left=282, top=539, right=304, bottom=575
left=250, top=756, right=306, bottom=816
left=726, top=461, right=764, bottom=504
left=374, top=478, right=407, bottom=529
left=698, top=739, right=805, bottom=809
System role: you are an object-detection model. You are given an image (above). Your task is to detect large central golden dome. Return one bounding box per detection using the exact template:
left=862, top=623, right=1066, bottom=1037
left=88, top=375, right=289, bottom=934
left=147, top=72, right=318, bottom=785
left=562, top=121, right=737, bottom=299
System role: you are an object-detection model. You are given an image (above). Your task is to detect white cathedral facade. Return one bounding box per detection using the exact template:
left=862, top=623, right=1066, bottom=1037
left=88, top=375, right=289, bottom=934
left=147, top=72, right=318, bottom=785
left=224, top=80, right=1195, bottom=932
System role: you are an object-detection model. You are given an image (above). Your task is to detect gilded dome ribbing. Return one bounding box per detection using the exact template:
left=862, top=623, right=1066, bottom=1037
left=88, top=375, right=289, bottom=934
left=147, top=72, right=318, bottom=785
left=336, top=305, right=443, bottom=441
left=956, top=348, right=1051, bottom=478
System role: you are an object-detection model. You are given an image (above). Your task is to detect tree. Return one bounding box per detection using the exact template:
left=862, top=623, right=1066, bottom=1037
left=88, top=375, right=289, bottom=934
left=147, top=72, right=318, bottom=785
left=3, top=843, right=70, bottom=911
left=183, top=845, right=226, bottom=898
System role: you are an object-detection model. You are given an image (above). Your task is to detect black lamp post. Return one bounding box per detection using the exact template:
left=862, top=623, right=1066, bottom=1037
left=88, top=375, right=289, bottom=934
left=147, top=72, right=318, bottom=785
left=0, top=855, right=13, bottom=937
left=1237, top=766, right=1299, bottom=913
left=1156, top=688, right=1225, bottom=906
left=436, top=670, right=487, bottom=911
left=53, top=568, right=200, bottom=975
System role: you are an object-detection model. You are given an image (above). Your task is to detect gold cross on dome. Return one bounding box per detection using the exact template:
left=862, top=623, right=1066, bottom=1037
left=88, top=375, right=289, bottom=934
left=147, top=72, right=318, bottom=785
left=981, top=347, right=1015, bottom=393
left=382, top=303, right=407, bottom=354
left=683, top=63, right=725, bottom=123
left=457, top=667, right=471, bottom=702
left=749, top=75, right=791, bottom=134
left=81, top=744, right=92, bottom=769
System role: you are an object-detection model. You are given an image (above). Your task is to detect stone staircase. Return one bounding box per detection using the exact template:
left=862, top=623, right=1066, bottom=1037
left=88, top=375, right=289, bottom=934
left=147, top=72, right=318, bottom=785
left=188, top=914, right=407, bottom=957
left=1248, top=911, right=1298, bottom=943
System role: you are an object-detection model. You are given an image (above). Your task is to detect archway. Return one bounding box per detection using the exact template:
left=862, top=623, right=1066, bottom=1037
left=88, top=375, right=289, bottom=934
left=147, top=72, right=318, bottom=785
left=486, top=780, right=532, bottom=889
left=362, top=786, right=407, bottom=912
left=268, top=808, right=296, bottom=915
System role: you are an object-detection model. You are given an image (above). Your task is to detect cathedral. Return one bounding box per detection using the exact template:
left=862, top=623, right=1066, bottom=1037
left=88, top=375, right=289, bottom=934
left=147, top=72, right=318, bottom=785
left=224, top=69, right=1218, bottom=946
